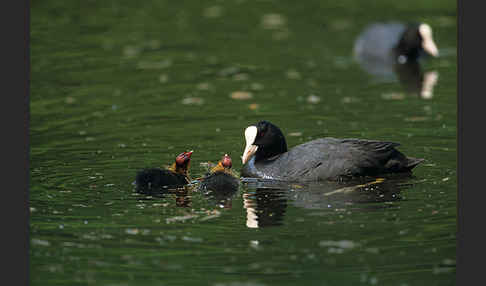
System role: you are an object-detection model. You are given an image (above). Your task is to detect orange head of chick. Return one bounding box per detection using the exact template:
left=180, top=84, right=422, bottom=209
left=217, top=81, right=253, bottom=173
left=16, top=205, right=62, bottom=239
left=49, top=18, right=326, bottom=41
left=168, top=151, right=193, bottom=177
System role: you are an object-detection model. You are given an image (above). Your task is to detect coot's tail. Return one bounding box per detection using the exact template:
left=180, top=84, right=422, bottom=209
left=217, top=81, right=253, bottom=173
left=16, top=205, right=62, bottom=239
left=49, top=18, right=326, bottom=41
left=405, top=157, right=425, bottom=170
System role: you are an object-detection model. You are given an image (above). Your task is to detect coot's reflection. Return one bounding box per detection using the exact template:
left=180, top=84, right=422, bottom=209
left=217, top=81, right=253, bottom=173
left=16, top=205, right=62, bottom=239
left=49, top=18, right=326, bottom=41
left=352, top=22, right=439, bottom=99
left=242, top=177, right=416, bottom=228
left=355, top=57, right=438, bottom=99
left=243, top=186, right=288, bottom=228
left=393, top=62, right=438, bottom=99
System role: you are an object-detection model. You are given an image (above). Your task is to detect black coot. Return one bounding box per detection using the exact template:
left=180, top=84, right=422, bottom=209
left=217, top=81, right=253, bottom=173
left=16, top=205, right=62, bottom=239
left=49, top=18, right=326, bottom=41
left=353, top=22, right=439, bottom=77
left=240, top=121, right=424, bottom=182
left=135, top=151, right=193, bottom=193
left=199, top=154, right=239, bottom=195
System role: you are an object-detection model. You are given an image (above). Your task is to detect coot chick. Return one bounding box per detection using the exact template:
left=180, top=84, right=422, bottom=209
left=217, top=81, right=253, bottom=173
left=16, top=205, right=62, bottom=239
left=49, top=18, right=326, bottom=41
left=135, top=151, right=193, bottom=193
left=241, top=121, right=424, bottom=182
left=199, top=154, right=239, bottom=195
left=353, top=22, right=439, bottom=71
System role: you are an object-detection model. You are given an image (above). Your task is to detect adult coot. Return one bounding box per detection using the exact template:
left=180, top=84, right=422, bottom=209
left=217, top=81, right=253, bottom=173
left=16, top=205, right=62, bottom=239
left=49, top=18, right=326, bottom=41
left=353, top=22, right=439, bottom=77
left=135, top=151, right=193, bottom=193
left=199, top=154, right=239, bottom=195
left=240, top=121, right=424, bottom=182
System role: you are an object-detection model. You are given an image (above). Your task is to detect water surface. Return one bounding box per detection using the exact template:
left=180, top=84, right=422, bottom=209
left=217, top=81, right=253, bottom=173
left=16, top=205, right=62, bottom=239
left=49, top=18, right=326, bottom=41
left=30, top=1, right=456, bottom=285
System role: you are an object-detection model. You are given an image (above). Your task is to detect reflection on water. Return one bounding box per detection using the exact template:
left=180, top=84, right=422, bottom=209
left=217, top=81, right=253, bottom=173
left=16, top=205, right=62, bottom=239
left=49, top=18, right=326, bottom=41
left=242, top=177, right=416, bottom=228
left=200, top=183, right=239, bottom=209
left=394, top=62, right=439, bottom=99
left=353, top=23, right=439, bottom=99
left=30, top=1, right=456, bottom=284
left=243, top=187, right=288, bottom=228
left=135, top=185, right=194, bottom=207
left=355, top=56, right=439, bottom=99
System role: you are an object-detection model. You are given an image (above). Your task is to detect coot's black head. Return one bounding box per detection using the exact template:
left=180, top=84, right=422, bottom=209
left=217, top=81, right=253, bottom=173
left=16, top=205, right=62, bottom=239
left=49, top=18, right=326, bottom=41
left=395, top=23, right=439, bottom=62
left=173, top=151, right=193, bottom=174
left=242, top=121, right=288, bottom=164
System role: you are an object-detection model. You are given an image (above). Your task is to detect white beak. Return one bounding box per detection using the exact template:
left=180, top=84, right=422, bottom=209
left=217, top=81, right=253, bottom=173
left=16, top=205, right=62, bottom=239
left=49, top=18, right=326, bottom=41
left=242, top=126, right=258, bottom=164
left=242, top=144, right=258, bottom=165
left=419, top=23, right=439, bottom=57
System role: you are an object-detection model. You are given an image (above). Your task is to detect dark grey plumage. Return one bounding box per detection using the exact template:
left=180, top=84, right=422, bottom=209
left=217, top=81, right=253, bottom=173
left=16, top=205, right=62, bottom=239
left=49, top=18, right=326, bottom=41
left=198, top=154, right=240, bottom=198
left=199, top=172, right=239, bottom=195
left=241, top=121, right=424, bottom=182
left=135, top=168, right=189, bottom=191
left=134, top=151, right=193, bottom=194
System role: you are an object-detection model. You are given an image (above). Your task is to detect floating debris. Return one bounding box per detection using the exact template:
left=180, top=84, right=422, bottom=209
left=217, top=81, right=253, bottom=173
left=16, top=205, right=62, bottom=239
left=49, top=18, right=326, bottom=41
left=65, top=96, right=76, bottom=104
left=166, top=214, right=198, bottom=223
left=288, top=132, right=302, bottom=137
left=123, top=45, right=141, bottom=59
left=200, top=213, right=221, bottom=221
left=250, top=83, right=264, bottom=91
left=286, top=69, right=301, bottom=80
left=341, top=96, right=359, bottom=104
left=182, top=236, right=203, bottom=243
left=404, top=116, right=428, bottom=122
left=381, top=92, right=405, bottom=100
left=232, top=73, right=249, bottom=81
left=73, top=204, right=90, bottom=208
left=261, top=13, right=287, bottom=30
left=219, top=66, right=240, bottom=77
left=230, top=91, right=253, bottom=100
left=306, top=94, right=321, bottom=104
left=182, top=97, right=205, bottom=105
left=319, top=240, right=358, bottom=249
left=125, top=228, right=139, bottom=235
left=152, top=203, right=169, bottom=207
left=248, top=103, right=259, bottom=110
left=31, top=239, right=50, bottom=247
left=196, top=82, right=211, bottom=91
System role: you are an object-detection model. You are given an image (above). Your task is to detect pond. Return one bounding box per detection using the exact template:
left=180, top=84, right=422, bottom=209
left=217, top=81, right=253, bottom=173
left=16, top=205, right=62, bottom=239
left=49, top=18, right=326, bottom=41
left=30, top=0, right=456, bottom=285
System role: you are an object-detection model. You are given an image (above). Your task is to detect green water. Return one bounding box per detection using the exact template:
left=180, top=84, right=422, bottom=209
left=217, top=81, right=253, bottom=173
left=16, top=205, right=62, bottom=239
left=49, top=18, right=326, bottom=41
left=30, top=1, right=456, bottom=285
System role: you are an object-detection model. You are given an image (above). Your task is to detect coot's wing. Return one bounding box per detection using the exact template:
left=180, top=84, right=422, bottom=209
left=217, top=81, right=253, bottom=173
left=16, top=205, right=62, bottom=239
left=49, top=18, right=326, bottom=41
left=353, top=22, right=406, bottom=77
left=354, top=22, right=405, bottom=61
left=275, top=138, right=405, bottom=181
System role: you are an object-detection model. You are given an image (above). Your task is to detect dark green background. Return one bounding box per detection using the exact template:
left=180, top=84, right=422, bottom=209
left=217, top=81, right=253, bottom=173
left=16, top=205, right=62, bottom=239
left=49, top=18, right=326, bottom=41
left=30, top=1, right=456, bottom=285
